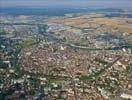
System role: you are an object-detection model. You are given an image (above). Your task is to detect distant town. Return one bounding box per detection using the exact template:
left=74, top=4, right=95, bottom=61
left=0, top=9, right=132, bottom=100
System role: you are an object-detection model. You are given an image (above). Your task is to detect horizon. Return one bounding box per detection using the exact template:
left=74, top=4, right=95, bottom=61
left=0, top=0, right=132, bottom=9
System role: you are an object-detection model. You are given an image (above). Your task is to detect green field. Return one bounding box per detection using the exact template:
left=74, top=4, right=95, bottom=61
left=18, top=39, right=38, bottom=47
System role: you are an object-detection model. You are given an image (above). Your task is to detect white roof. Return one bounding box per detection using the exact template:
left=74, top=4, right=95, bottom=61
left=121, top=93, right=132, bottom=99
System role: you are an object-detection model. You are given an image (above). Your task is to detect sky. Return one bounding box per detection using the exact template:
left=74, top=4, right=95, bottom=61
left=0, top=0, right=132, bottom=8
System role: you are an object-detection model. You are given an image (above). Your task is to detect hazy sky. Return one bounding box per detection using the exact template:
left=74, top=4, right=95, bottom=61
left=0, top=0, right=132, bottom=8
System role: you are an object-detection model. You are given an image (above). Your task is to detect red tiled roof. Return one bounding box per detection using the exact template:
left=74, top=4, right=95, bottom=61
left=119, top=59, right=129, bottom=65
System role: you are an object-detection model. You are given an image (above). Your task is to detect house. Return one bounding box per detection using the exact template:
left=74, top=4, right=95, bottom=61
left=121, top=93, right=132, bottom=100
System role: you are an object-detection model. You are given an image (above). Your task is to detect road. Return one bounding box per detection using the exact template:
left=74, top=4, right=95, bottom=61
left=89, top=55, right=122, bottom=79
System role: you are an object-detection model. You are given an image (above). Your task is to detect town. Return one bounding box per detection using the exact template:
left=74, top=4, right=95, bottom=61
left=0, top=11, right=132, bottom=100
